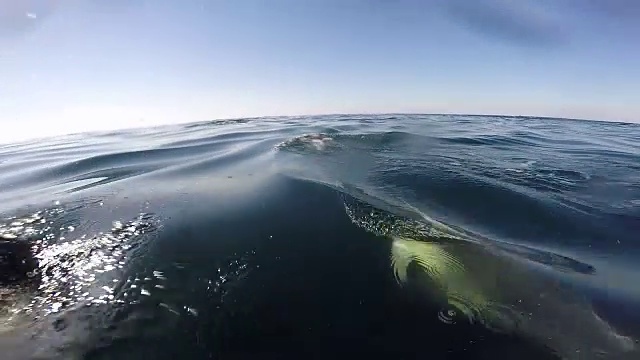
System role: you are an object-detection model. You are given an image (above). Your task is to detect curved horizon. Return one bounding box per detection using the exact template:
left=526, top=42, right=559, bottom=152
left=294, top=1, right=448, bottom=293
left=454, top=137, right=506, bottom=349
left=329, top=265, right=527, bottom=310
left=2, top=0, right=638, bottom=144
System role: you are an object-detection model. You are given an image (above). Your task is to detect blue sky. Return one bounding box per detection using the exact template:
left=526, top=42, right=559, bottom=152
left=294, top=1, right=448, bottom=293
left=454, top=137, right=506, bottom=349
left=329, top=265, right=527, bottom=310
left=1, top=0, right=638, bottom=142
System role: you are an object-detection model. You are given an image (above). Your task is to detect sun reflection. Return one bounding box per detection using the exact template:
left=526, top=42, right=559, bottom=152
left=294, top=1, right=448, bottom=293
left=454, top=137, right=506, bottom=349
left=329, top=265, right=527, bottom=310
left=1, top=204, right=158, bottom=323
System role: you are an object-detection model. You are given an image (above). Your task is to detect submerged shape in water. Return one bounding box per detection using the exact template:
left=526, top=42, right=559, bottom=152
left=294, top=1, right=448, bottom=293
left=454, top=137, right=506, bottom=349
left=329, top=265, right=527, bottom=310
left=276, top=133, right=339, bottom=153
left=390, top=237, right=492, bottom=325
left=342, top=192, right=638, bottom=359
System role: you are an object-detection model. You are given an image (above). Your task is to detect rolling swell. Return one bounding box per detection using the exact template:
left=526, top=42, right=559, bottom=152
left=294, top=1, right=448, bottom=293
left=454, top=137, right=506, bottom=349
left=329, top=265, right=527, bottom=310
left=277, top=125, right=638, bottom=254
left=0, top=114, right=639, bottom=359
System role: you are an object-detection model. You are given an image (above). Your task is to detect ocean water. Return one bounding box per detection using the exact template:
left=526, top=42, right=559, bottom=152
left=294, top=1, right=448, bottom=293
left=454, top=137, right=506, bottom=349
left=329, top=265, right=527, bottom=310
left=0, top=114, right=639, bottom=359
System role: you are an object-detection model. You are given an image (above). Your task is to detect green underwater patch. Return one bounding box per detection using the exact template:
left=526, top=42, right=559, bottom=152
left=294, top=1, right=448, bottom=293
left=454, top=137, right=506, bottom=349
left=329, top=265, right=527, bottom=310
left=341, top=191, right=638, bottom=359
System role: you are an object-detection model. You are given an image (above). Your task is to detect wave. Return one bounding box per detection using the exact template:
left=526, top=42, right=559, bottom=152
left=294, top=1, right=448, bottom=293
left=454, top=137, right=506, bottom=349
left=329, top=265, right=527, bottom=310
left=0, top=114, right=639, bottom=358
left=276, top=128, right=638, bottom=245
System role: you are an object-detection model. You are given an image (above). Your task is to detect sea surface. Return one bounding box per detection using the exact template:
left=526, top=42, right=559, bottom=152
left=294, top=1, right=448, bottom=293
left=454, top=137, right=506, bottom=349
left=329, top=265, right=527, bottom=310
left=0, top=114, right=639, bottom=359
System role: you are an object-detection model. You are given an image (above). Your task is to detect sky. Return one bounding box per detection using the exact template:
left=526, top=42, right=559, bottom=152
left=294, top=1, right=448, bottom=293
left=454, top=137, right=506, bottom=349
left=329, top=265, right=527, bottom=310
left=1, top=0, right=639, bottom=142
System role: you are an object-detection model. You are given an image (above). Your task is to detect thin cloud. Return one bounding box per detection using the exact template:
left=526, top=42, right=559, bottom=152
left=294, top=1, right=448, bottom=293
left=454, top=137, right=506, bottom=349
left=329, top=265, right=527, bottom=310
left=438, top=0, right=564, bottom=47
left=581, top=0, right=640, bottom=19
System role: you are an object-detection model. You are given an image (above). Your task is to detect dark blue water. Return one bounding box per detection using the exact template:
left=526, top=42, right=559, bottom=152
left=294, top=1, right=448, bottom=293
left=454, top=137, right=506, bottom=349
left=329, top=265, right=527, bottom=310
left=1, top=114, right=639, bottom=359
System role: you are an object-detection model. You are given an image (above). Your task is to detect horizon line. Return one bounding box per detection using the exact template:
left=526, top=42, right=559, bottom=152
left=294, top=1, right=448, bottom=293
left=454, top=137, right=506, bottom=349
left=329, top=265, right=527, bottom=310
left=1, top=111, right=637, bottom=147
